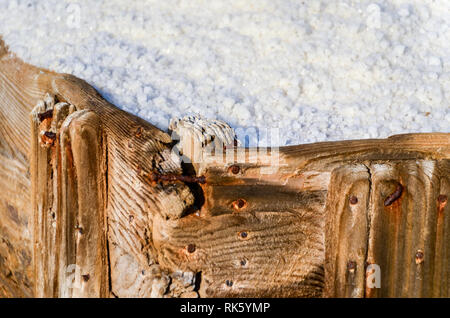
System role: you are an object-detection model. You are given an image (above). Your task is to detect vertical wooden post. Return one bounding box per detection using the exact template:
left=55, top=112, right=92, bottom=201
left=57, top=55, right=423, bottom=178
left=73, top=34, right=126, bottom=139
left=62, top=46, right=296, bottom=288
left=31, top=105, right=108, bottom=297
left=324, top=164, right=370, bottom=297
left=59, top=110, right=108, bottom=297
left=366, top=160, right=450, bottom=297
left=30, top=100, right=58, bottom=297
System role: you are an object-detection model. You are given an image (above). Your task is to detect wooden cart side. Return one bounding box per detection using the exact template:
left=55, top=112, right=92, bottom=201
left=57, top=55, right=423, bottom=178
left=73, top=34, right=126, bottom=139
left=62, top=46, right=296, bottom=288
left=1, top=38, right=449, bottom=297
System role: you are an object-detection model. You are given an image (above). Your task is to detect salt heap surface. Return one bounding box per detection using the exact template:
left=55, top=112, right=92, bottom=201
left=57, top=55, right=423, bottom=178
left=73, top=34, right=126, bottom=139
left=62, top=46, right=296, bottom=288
left=0, top=0, right=449, bottom=146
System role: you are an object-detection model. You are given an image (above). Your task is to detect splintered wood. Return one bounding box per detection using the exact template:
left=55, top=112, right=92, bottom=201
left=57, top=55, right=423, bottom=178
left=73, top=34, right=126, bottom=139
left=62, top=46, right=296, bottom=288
left=0, top=37, right=449, bottom=297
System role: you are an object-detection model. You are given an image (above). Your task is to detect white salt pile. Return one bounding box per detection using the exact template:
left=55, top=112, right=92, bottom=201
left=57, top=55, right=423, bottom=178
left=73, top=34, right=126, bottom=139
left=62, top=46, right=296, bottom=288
left=0, top=0, right=449, bottom=146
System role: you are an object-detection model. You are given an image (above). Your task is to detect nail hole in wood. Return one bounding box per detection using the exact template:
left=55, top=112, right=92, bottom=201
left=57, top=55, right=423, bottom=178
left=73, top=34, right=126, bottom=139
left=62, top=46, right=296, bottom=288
left=347, top=260, right=356, bottom=273
left=135, top=126, right=143, bottom=138
left=415, top=250, right=424, bottom=264
left=232, top=198, right=247, bottom=211
left=239, top=231, right=248, bottom=239
left=228, top=165, right=240, bottom=175
left=349, top=196, right=358, bottom=205
left=187, top=244, right=196, bottom=253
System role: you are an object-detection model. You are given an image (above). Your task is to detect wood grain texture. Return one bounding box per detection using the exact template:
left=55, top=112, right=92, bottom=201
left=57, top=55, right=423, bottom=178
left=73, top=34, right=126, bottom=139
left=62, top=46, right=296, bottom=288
left=0, top=38, right=193, bottom=297
left=0, top=38, right=41, bottom=297
left=366, top=160, right=450, bottom=297
left=323, top=164, right=370, bottom=298
left=1, top=37, right=450, bottom=297
left=153, top=189, right=326, bottom=297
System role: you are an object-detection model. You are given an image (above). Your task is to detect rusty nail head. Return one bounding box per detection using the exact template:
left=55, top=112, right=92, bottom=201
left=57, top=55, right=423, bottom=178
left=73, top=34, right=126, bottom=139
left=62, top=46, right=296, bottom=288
left=349, top=196, right=358, bottom=205
left=347, top=261, right=356, bottom=273
left=187, top=244, right=196, bottom=253
left=415, top=250, right=424, bottom=264
left=438, top=195, right=447, bottom=204
left=82, top=274, right=90, bottom=282
left=229, top=165, right=240, bottom=174
left=384, top=183, right=403, bottom=206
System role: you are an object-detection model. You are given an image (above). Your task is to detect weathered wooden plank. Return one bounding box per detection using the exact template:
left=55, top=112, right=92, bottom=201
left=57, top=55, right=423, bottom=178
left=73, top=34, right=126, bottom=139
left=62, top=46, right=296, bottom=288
left=58, top=110, right=108, bottom=297
left=1, top=38, right=194, bottom=297
left=366, top=160, right=450, bottom=297
left=0, top=152, right=33, bottom=297
left=30, top=96, right=57, bottom=297
left=432, top=161, right=450, bottom=296
left=0, top=39, right=42, bottom=297
left=323, top=164, right=370, bottom=297
left=153, top=202, right=326, bottom=297
left=31, top=98, right=109, bottom=297
left=201, top=184, right=325, bottom=217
